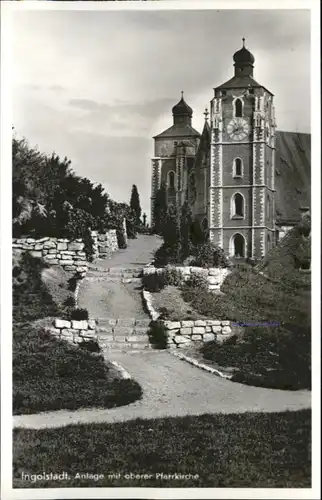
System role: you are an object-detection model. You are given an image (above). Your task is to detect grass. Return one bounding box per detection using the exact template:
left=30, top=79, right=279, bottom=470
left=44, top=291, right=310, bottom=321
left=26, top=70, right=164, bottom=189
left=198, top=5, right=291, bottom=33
left=13, top=323, right=142, bottom=414
left=13, top=410, right=311, bottom=488
left=181, top=217, right=311, bottom=390
left=12, top=253, right=142, bottom=414
left=201, top=325, right=311, bottom=390
left=152, top=285, right=208, bottom=321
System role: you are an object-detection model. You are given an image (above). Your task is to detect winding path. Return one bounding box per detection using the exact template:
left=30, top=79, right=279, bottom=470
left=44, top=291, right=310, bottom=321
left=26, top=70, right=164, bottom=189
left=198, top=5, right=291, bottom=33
left=14, top=349, right=311, bottom=429
left=14, top=235, right=311, bottom=429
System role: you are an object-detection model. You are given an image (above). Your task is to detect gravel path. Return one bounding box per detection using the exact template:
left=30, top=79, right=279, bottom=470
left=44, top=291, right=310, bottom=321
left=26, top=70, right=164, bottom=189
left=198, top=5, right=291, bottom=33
left=14, top=350, right=311, bottom=429
left=78, top=279, right=147, bottom=320
left=78, top=235, right=160, bottom=320
left=95, top=234, right=161, bottom=269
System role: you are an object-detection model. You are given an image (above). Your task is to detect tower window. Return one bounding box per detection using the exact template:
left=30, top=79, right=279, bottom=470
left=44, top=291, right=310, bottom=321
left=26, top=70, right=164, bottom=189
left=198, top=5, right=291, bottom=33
left=233, top=158, right=243, bottom=177
left=168, top=171, right=175, bottom=189
left=231, top=193, right=245, bottom=218
left=234, top=98, right=243, bottom=118
left=266, top=194, right=270, bottom=220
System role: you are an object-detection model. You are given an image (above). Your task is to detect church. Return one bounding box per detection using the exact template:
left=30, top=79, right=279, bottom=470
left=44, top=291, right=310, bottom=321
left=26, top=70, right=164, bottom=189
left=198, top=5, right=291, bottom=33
left=151, top=40, right=310, bottom=260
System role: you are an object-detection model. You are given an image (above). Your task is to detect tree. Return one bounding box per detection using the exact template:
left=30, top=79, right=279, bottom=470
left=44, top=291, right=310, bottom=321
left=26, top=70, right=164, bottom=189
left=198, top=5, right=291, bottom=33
left=130, top=184, right=141, bottom=224
left=153, top=181, right=167, bottom=234
left=180, top=201, right=193, bottom=260
left=161, top=204, right=181, bottom=262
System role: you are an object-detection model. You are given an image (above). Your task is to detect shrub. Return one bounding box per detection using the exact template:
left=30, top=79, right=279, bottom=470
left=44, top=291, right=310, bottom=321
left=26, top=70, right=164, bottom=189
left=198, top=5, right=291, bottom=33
left=147, top=320, right=168, bottom=349
left=153, top=242, right=182, bottom=267
left=63, top=296, right=76, bottom=308
left=70, top=308, right=89, bottom=321
left=116, top=228, right=127, bottom=249
left=190, top=242, right=229, bottom=268
left=184, top=272, right=209, bottom=291
left=78, top=339, right=101, bottom=353
left=13, top=254, right=60, bottom=322
left=68, top=276, right=78, bottom=291
left=163, top=266, right=184, bottom=287
left=142, top=272, right=166, bottom=292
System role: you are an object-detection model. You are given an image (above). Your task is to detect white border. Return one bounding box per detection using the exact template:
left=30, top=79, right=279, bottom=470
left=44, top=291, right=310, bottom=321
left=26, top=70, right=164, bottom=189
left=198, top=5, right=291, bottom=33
left=1, top=1, right=320, bottom=500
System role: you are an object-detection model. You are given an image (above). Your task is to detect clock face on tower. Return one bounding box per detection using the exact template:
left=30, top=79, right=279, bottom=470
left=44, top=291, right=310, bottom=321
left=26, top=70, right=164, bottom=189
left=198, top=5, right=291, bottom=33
left=227, top=118, right=249, bottom=141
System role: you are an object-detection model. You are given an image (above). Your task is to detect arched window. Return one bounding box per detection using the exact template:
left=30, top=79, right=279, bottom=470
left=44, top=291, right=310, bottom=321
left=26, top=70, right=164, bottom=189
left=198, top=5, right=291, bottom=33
left=168, top=171, right=175, bottom=189
left=235, top=98, right=243, bottom=118
left=233, top=158, right=243, bottom=177
left=232, top=193, right=244, bottom=218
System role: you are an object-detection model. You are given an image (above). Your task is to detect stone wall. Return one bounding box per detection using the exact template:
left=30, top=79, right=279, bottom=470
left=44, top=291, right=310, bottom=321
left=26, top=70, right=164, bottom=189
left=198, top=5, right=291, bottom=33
left=12, top=227, right=121, bottom=271
left=47, top=318, right=98, bottom=344
left=91, top=230, right=118, bottom=259
left=12, top=237, right=88, bottom=273
left=142, top=289, right=236, bottom=349
left=164, top=320, right=234, bottom=348
left=143, top=265, right=231, bottom=291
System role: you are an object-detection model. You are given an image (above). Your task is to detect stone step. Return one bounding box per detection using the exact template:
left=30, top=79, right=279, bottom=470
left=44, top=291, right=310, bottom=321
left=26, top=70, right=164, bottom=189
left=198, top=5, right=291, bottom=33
left=85, top=275, right=142, bottom=283
left=96, top=318, right=151, bottom=328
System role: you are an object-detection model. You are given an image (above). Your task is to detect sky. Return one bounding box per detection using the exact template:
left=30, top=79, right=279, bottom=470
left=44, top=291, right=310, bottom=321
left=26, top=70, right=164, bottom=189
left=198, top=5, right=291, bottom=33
left=12, top=8, right=311, bottom=222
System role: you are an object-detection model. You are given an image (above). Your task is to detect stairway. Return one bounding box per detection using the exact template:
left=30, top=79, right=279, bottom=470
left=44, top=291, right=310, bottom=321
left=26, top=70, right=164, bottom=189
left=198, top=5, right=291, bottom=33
left=86, top=266, right=143, bottom=283
left=96, top=317, right=152, bottom=352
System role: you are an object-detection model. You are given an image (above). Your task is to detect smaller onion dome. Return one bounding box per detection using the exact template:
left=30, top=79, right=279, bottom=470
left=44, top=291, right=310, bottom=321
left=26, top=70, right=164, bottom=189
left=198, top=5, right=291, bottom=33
left=172, top=92, right=193, bottom=116
left=233, top=38, right=255, bottom=66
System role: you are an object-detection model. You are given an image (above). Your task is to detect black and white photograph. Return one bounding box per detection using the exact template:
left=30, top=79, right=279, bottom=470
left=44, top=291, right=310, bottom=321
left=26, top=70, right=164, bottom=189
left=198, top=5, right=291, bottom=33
left=1, top=1, right=320, bottom=499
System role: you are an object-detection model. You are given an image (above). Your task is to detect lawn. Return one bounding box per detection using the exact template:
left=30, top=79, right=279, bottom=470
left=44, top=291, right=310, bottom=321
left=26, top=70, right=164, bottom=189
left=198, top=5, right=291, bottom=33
left=12, top=253, right=142, bottom=414
left=13, top=410, right=311, bottom=488
left=13, top=323, right=142, bottom=414
left=151, top=285, right=208, bottom=321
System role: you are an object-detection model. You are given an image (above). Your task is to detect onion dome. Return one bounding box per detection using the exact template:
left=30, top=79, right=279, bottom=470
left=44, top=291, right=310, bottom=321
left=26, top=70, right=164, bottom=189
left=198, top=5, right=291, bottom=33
left=172, top=92, right=193, bottom=116
left=233, top=38, right=255, bottom=66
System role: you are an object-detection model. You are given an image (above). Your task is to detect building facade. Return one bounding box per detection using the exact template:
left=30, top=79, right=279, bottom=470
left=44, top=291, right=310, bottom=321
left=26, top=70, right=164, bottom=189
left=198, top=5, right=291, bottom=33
left=151, top=40, right=310, bottom=260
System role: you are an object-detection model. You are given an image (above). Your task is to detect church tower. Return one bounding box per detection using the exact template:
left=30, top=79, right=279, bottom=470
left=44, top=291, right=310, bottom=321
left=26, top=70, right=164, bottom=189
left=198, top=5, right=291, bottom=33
left=151, top=93, right=200, bottom=226
left=209, top=39, right=277, bottom=259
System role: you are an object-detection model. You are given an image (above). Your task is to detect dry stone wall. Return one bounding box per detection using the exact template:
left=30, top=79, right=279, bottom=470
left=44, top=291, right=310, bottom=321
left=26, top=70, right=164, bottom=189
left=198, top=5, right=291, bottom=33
left=12, top=237, right=88, bottom=273
left=12, top=228, right=120, bottom=273
left=143, top=265, right=231, bottom=291
left=164, top=320, right=233, bottom=348
left=142, top=290, right=236, bottom=349
left=91, top=230, right=118, bottom=259
left=47, top=318, right=98, bottom=344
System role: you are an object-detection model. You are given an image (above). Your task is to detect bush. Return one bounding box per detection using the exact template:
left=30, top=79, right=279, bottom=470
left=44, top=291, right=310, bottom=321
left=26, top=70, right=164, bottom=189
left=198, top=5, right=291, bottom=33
left=78, top=339, right=101, bottom=353
left=142, top=272, right=166, bottom=292
left=70, top=308, right=89, bottom=321
left=63, top=296, right=76, bottom=308
left=184, top=272, right=209, bottom=291
left=116, top=228, right=127, bottom=249
left=68, top=276, right=78, bottom=291
left=163, top=266, right=184, bottom=287
left=13, top=254, right=60, bottom=322
left=190, top=242, right=229, bottom=268
left=153, top=242, right=182, bottom=267
left=147, top=320, right=168, bottom=349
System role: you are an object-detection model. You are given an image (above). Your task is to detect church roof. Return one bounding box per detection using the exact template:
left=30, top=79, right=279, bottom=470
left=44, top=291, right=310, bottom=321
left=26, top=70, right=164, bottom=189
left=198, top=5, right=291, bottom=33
left=153, top=124, right=200, bottom=139
left=275, top=131, right=311, bottom=224
left=233, top=45, right=255, bottom=65
left=172, top=96, right=193, bottom=116
left=215, top=74, right=272, bottom=93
